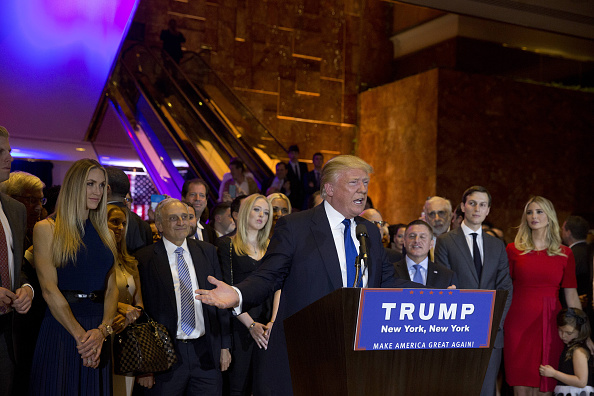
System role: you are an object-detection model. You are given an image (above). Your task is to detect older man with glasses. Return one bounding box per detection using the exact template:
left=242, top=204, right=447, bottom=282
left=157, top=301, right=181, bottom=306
left=0, top=171, right=46, bottom=249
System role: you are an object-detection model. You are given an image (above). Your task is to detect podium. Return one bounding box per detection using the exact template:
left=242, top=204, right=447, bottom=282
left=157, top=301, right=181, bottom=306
left=284, top=288, right=508, bottom=395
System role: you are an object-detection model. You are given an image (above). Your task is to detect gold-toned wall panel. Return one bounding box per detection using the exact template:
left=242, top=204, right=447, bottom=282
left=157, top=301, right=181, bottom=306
left=359, top=69, right=439, bottom=225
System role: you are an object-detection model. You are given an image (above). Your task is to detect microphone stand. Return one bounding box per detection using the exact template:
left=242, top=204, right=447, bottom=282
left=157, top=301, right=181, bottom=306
left=353, top=254, right=366, bottom=287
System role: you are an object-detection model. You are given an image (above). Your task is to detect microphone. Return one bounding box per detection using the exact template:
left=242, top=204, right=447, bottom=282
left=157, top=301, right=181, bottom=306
left=353, top=224, right=369, bottom=287
left=356, top=224, right=369, bottom=260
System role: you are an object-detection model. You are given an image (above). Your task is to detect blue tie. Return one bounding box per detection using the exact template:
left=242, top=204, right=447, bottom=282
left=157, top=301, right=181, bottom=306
left=175, top=247, right=196, bottom=335
left=413, top=264, right=424, bottom=285
left=342, top=219, right=360, bottom=287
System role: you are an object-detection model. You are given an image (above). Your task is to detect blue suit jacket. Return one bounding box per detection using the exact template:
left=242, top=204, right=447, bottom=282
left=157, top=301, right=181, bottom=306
left=237, top=203, right=419, bottom=395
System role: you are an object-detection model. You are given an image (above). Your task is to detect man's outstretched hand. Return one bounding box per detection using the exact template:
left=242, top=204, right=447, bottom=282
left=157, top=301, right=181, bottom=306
left=195, top=276, right=240, bottom=309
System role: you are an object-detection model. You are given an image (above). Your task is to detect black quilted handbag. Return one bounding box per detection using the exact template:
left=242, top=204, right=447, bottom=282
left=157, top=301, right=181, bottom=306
left=113, top=313, right=177, bottom=375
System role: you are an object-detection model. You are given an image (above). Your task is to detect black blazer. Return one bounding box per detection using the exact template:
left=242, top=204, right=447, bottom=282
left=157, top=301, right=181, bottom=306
left=236, top=203, right=420, bottom=395
left=199, top=220, right=217, bottom=244
left=136, top=238, right=231, bottom=370
left=393, top=257, right=457, bottom=288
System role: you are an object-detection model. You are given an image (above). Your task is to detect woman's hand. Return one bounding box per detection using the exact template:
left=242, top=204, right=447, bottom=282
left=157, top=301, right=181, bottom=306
left=249, top=322, right=268, bottom=349
left=112, top=314, right=127, bottom=334
left=119, top=303, right=142, bottom=326
left=77, top=328, right=104, bottom=368
left=263, top=321, right=274, bottom=340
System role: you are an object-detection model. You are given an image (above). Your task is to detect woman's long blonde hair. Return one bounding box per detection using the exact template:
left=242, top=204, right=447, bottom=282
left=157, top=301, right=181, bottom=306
left=52, top=159, right=117, bottom=267
left=231, top=194, right=272, bottom=256
left=514, top=196, right=565, bottom=257
left=107, top=205, right=138, bottom=276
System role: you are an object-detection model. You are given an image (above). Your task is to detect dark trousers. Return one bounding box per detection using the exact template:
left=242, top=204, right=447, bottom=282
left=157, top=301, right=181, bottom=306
left=0, top=312, right=15, bottom=396
left=145, top=336, right=221, bottom=396
left=225, top=329, right=256, bottom=396
left=480, top=347, right=502, bottom=396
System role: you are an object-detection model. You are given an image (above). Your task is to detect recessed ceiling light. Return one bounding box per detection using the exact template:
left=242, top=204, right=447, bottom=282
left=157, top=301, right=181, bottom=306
left=75, top=147, right=86, bottom=152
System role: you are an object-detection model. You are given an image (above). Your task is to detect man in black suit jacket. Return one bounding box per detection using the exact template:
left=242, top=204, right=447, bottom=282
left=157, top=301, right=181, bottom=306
left=435, top=186, right=512, bottom=396
left=562, top=216, right=593, bottom=320
left=135, top=199, right=231, bottom=394
left=105, top=167, right=153, bottom=252
left=196, top=155, right=421, bottom=395
left=286, top=145, right=308, bottom=210
left=393, top=220, right=456, bottom=288
left=303, top=152, right=324, bottom=206
left=0, top=127, right=32, bottom=396
left=360, top=208, right=403, bottom=263
left=181, top=178, right=216, bottom=243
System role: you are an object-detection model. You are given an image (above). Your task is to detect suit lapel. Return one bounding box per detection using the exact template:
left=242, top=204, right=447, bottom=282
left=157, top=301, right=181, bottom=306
left=480, top=234, right=497, bottom=288
left=188, top=241, right=209, bottom=289
left=452, top=228, right=479, bottom=284
left=394, top=260, right=411, bottom=281
left=311, top=204, right=343, bottom=290
left=153, top=241, right=178, bottom=311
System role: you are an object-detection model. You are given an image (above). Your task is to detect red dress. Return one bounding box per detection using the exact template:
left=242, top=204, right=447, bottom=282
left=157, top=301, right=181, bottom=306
left=504, top=244, right=576, bottom=391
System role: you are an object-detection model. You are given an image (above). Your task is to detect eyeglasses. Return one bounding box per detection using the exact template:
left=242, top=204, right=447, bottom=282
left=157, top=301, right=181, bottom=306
left=372, top=220, right=387, bottom=227
left=125, top=197, right=133, bottom=204
left=14, top=196, right=47, bottom=206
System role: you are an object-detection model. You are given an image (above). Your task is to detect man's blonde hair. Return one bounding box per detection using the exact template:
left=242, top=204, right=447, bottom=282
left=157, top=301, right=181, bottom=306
left=320, top=155, right=373, bottom=199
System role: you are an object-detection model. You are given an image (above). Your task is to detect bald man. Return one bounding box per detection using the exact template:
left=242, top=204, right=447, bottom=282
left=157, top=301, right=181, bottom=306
left=360, top=208, right=402, bottom=264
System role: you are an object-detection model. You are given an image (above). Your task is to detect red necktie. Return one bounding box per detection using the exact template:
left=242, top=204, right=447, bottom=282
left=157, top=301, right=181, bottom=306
left=0, top=218, right=11, bottom=314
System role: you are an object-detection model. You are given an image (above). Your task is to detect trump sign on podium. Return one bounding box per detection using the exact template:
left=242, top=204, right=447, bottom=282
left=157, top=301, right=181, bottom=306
left=354, top=289, right=496, bottom=351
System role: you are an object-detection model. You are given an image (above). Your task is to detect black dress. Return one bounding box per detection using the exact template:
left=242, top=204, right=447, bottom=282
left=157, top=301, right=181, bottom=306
left=216, top=237, right=271, bottom=396
left=554, top=345, right=594, bottom=396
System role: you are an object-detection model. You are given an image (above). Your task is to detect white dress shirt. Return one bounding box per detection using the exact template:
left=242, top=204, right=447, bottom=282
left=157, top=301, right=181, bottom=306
left=162, top=237, right=206, bottom=339
left=324, top=201, right=366, bottom=287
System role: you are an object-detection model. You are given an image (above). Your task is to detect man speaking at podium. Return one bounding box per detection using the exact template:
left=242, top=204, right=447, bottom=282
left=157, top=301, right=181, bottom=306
left=196, top=155, right=420, bottom=395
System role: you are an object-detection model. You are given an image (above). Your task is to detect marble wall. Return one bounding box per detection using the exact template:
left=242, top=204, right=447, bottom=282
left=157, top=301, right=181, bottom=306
left=359, top=68, right=594, bottom=239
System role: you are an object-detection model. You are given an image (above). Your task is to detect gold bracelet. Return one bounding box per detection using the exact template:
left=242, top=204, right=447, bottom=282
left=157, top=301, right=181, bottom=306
left=249, top=322, right=256, bottom=329
left=97, top=326, right=107, bottom=340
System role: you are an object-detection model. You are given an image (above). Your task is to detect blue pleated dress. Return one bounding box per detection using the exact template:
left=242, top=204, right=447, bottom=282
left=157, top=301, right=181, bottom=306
left=30, top=219, right=114, bottom=395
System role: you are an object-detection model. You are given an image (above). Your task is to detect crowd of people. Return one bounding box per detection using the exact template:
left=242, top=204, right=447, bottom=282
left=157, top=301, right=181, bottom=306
left=1, top=124, right=593, bottom=396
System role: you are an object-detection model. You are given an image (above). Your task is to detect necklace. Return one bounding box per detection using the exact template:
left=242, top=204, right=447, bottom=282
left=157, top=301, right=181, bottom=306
left=119, top=263, right=132, bottom=304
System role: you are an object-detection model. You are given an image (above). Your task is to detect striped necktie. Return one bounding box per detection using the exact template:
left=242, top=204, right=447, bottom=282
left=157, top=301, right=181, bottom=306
left=175, top=247, right=195, bottom=335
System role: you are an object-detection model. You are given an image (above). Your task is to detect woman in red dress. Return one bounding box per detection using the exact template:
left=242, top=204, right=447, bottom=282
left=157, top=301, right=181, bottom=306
left=504, top=196, right=580, bottom=395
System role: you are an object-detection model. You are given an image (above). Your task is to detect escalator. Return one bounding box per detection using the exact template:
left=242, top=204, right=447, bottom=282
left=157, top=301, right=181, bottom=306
left=96, top=42, right=286, bottom=201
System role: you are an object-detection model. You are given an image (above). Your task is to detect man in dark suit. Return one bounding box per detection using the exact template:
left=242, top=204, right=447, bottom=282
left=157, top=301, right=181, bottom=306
left=435, top=186, right=512, bottom=396
left=303, top=152, right=323, bottom=205
left=360, top=208, right=402, bottom=263
left=562, top=215, right=593, bottom=320
left=135, top=198, right=231, bottom=394
left=181, top=178, right=216, bottom=243
left=196, top=155, right=421, bottom=395
left=0, top=126, right=32, bottom=396
left=286, top=145, right=308, bottom=210
left=105, top=167, right=153, bottom=252
left=394, top=220, right=456, bottom=288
